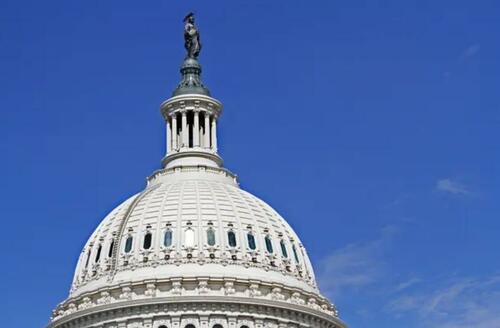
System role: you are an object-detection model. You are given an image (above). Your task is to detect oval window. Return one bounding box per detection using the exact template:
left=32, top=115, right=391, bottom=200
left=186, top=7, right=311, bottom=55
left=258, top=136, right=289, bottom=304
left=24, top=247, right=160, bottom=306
left=95, top=244, right=102, bottom=263
left=280, top=240, right=288, bottom=258
left=185, top=228, right=195, bottom=248
left=207, top=229, right=216, bottom=246
left=227, top=230, right=237, bottom=247
left=143, top=232, right=152, bottom=249
left=292, top=244, right=300, bottom=263
left=124, top=236, right=133, bottom=253
left=265, top=236, right=273, bottom=253
left=164, top=230, right=173, bottom=247
left=247, top=233, right=256, bottom=250
left=108, top=240, right=114, bottom=258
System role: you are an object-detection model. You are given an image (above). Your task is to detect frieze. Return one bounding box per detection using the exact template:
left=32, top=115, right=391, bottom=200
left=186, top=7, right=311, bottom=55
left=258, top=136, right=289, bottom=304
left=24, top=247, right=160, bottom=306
left=53, top=277, right=337, bottom=324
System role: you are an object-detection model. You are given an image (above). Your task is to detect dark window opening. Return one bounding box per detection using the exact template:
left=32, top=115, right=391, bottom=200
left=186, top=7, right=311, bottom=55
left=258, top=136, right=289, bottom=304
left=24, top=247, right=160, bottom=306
left=108, top=240, right=114, bottom=258
left=292, top=244, right=300, bottom=263
left=280, top=240, right=288, bottom=258
left=84, top=250, right=91, bottom=268
left=125, top=236, right=133, bottom=253
left=228, top=230, right=237, bottom=247
left=247, top=233, right=256, bottom=250
left=95, top=245, right=102, bottom=263
left=143, top=232, right=152, bottom=249
left=265, top=236, right=273, bottom=253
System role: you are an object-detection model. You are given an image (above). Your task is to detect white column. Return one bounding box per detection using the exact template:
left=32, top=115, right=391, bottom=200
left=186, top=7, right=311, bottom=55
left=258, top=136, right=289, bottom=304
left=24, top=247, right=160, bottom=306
left=193, top=111, right=200, bottom=147
left=211, top=116, right=217, bottom=151
left=181, top=111, right=188, bottom=148
left=171, top=114, right=177, bottom=151
left=204, top=113, right=210, bottom=149
left=166, top=119, right=172, bottom=154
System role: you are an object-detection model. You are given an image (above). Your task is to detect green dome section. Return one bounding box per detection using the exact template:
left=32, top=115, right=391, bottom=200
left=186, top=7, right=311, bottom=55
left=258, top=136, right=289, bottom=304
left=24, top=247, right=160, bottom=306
left=172, top=58, right=211, bottom=97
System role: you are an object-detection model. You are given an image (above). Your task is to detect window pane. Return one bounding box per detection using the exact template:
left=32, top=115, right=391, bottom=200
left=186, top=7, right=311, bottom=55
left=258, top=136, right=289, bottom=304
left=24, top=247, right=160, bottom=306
left=124, top=236, right=133, bottom=253
left=164, top=230, right=173, bottom=247
left=292, top=244, right=300, bottom=263
left=185, top=228, right=195, bottom=248
left=280, top=240, right=288, bottom=258
left=108, top=240, right=114, bottom=258
left=143, top=233, right=152, bottom=249
left=95, top=245, right=102, bottom=263
left=247, top=233, right=256, bottom=250
left=228, top=231, right=237, bottom=247
left=207, top=229, right=216, bottom=246
left=265, top=236, right=273, bottom=253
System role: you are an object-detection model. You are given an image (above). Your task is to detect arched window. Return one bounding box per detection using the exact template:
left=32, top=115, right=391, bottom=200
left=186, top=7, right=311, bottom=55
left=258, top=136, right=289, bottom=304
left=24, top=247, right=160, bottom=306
left=164, top=230, right=173, bottom=247
left=265, top=236, right=273, bottom=253
left=247, top=233, right=256, bottom=250
left=280, top=240, right=288, bottom=258
left=212, top=325, right=223, bottom=328
left=108, top=240, right=114, bottom=258
left=185, top=325, right=196, bottom=328
left=158, top=326, right=168, bottom=328
left=240, top=326, right=249, bottom=328
left=207, top=228, right=216, bottom=246
left=292, top=244, right=300, bottom=263
left=95, top=244, right=102, bottom=263
left=143, top=232, right=152, bottom=249
left=124, top=236, right=133, bottom=253
left=185, top=228, right=195, bottom=248
left=227, top=230, right=237, bottom=247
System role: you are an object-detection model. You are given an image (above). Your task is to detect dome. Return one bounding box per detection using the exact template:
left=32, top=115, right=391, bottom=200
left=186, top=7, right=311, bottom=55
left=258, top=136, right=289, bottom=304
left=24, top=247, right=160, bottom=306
left=49, top=15, right=346, bottom=328
left=71, top=167, right=318, bottom=298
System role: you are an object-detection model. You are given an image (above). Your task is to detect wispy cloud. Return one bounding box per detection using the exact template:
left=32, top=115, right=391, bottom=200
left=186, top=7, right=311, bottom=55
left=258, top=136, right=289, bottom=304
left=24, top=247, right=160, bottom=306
left=387, top=274, right=500, bottom=328
left=317, top=225, right=398, bottom=296
left=435, top=178, right=470, bottom=195
left=459, top=44, right=480, bottom=61
left=444, top=44, right=480, bottom=79
left=395, top=277, right=422, bottom=292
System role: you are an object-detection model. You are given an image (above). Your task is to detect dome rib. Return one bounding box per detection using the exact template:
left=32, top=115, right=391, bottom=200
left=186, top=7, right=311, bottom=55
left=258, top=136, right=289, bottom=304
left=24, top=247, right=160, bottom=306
left=109, top=184, right=161, bottom=279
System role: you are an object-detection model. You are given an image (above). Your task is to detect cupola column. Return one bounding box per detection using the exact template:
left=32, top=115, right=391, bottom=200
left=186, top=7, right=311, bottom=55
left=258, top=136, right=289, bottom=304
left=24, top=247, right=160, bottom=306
left=171, top=114, right=178, bottom=151
left=211, top=116, right=217, bottom=151
left=204, top=114, right=210, bottom=149
left=181, top=110, right=188, bottom=148
left=166, top=120, right=172, bottom=153
left=193, top=110, right=200, bottom=147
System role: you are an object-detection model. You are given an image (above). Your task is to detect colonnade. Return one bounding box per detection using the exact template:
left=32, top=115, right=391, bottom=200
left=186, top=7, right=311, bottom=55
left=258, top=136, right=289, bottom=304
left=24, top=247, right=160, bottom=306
left=166, top=110, right=217, bottom=153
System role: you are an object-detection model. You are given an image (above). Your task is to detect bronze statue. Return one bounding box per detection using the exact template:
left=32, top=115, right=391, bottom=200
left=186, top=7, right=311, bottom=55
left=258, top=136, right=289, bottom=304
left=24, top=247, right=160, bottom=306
left=184, top=13, right=201, bottom=59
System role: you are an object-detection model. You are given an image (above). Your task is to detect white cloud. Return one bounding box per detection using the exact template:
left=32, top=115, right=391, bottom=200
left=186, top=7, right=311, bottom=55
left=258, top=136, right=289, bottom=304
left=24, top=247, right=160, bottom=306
left=436, top=178, right=470, bottom=195
left=395, top=277, right=422, bottom=292
left=460, top=44, right=480, bottom=61
left=387, top=274, right=500, bottom=328
left=317, top=225, right=397, bottom=296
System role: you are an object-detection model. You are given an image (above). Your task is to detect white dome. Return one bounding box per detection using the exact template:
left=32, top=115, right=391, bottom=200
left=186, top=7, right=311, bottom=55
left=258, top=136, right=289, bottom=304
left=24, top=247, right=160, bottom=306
left=72, top=166, right=318, bottom=297
left=49, top=30, right=346, bottom=326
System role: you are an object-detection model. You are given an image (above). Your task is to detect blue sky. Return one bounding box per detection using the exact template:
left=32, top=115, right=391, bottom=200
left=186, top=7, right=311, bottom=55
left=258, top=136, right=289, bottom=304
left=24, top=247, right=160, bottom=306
left=1, top=1, right=499, bottom=327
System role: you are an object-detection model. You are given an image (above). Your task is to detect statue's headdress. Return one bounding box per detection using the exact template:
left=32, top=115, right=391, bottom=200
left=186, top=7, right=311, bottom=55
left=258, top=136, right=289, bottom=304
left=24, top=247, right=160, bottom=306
left=183, top=12, right=195, bottom=22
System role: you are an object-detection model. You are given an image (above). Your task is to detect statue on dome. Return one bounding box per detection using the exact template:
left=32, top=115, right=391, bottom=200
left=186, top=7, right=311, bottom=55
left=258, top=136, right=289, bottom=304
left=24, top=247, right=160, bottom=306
left=183, top=12, right=201, bottom=59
